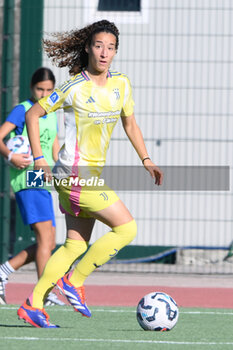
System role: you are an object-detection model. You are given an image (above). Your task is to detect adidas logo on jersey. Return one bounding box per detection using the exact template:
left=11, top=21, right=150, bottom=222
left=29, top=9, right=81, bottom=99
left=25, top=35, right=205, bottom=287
left=86, top=96, right=95, bottom=103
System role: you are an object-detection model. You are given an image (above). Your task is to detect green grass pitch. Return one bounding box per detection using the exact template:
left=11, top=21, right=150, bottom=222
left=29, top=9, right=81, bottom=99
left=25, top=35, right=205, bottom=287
left=0, top=305, right=233, bottom=350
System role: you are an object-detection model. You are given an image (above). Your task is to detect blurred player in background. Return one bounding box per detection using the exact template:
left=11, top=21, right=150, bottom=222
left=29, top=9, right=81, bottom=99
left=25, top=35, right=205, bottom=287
left=0, top=67, right=64, bottom=306
left=17, top=20, right=163, bottom=328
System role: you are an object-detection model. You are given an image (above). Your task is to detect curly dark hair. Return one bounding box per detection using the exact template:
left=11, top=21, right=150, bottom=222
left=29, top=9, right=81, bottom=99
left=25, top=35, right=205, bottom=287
left=43, top=20, right=119, bottom=76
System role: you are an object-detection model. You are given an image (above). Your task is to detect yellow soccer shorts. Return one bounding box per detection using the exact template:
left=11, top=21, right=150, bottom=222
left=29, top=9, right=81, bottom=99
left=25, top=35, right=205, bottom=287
left=54, top=176, right=119, bottom=218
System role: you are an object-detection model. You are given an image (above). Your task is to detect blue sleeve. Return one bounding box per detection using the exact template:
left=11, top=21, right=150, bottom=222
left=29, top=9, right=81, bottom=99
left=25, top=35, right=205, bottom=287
left=6, top=105, right=26, bottom=135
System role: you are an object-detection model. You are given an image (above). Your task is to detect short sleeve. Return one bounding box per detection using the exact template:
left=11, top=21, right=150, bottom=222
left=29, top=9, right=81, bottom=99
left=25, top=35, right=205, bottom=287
left=121, top=76, right=134, bottom=117
left=38, top=87, right=71, bottom=114
left=6, top=105, right=26, bottom=134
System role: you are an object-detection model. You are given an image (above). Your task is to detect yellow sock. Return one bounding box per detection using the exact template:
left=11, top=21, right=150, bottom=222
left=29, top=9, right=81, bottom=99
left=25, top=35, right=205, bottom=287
left=30, top=238, right=88, bottom=308
left=69, top=220, right=137, bottom=287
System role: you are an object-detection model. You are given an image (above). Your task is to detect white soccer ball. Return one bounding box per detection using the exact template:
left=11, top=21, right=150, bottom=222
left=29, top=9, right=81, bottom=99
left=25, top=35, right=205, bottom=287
left=136, top=292, right=179, bottom=331
left=6, top=135, right=33, bottom=166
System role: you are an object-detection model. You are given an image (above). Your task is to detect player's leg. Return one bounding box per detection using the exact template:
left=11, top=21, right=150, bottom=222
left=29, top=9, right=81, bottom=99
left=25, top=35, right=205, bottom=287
left=18, top=216, right=94, bottom=325
left=31, top=223, right=65, bottom=306
left=28, top=216, right=94, bottom=309
left=11, top=188, right=57, bottom=278
left=31, top=220, right=55, bottom=278
left=0, top=244, right=37, bottom=304
left=70, top=199, right=137, bottom=286
left=1, top=220, right=55, bottom=305
left=4, top=244, right=37, bottom=271
left=57, top=198, right=137, bottom=317
left=0, top=203, right=55, bottom=304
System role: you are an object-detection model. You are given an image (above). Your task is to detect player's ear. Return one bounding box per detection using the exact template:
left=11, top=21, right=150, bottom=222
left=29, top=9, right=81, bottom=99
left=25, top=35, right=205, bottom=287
left=85, top=44, right=89, bottom=54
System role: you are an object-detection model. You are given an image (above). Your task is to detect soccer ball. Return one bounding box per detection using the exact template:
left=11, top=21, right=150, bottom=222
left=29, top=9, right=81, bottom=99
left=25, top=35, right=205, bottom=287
left=6, top=135, right=33, bottom=166
left=136, top=292, right=179, bottom=331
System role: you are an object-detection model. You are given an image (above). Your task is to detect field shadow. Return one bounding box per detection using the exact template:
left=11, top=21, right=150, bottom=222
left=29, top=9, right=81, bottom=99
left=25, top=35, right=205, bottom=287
left=0, top=323, right=32, bottom=328
left=109, top=329, right=141, bottom=332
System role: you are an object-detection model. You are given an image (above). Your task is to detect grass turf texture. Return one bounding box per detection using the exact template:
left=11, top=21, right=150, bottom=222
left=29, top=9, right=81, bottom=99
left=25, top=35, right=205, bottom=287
left=0, top=305, right=233, bottom=350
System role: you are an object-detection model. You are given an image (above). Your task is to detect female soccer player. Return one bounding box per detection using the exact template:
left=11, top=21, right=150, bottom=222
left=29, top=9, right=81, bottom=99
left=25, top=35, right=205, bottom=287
left=0, top=68, right=64, bottom=306
left=17, top=20, right=163, bottom=328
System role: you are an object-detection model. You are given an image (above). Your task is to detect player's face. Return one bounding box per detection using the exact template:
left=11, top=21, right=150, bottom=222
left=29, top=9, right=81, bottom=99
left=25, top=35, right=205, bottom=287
left=31, top=80, right=54, bottom=101
left=86, top=32, right=117, bottom=73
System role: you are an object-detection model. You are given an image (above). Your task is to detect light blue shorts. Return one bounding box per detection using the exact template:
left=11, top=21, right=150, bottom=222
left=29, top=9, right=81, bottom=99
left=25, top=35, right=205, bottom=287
left=15, top=189, right=56, bottom=227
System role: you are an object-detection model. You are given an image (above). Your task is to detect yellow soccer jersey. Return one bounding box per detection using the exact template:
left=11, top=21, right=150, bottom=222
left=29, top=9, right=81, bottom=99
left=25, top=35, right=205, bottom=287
left=39, top=70, right=134, bottom=178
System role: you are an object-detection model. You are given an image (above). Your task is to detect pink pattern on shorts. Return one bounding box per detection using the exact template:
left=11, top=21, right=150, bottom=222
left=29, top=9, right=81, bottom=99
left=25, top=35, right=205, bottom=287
left=69, top=140, right=82, bottom=216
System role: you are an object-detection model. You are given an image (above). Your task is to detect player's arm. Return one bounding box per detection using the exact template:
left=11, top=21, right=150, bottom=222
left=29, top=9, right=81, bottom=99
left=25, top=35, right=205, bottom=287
left=0, top=121, right=17, bottom=159
left=121, top=113, right=163, bottom=186
left=25, top=102, right=51, bottom=176
left=52, top=135, right=60, bottom=162
left=0, top=121, right=31, bottom=169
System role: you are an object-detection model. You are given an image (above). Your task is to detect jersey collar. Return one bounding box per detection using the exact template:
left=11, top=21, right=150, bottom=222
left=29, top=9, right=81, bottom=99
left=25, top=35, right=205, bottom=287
left=81, top=69, right=112, bottom=80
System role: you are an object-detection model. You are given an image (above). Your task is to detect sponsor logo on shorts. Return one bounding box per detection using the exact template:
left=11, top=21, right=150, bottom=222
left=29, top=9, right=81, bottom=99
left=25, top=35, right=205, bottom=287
left=99, top=192, right=108, bottom=200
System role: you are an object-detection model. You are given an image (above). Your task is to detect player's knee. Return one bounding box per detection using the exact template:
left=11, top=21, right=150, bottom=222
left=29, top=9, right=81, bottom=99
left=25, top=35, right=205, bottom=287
left=64, top=238, right=89, bottom=255
left=47, top=234, right=56, bottom=251
left=127, top=219, right=137, bottom=241
left=37, top=236, right=55, bottom=252
left=51, top=239, right=56, bottom=251
left=51, top=228, right=56, bottom=250
left=113, top=219, right=137, bottom=243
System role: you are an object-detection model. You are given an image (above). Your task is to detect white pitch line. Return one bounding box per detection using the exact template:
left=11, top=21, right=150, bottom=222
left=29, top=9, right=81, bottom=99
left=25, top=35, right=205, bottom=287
left=1, top=306, right=233, bottom=315
left=181, top=311, right=233, bottom=315
left=1, top=337, right=233, bottom=346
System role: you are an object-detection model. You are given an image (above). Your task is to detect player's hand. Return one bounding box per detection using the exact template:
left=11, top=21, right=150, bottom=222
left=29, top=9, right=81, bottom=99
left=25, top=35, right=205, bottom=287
left=10, top=153, right=32, bottom=169
left=143, top=159, right=163, bottom=186
left=34, top=158, right=52, bottom=182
